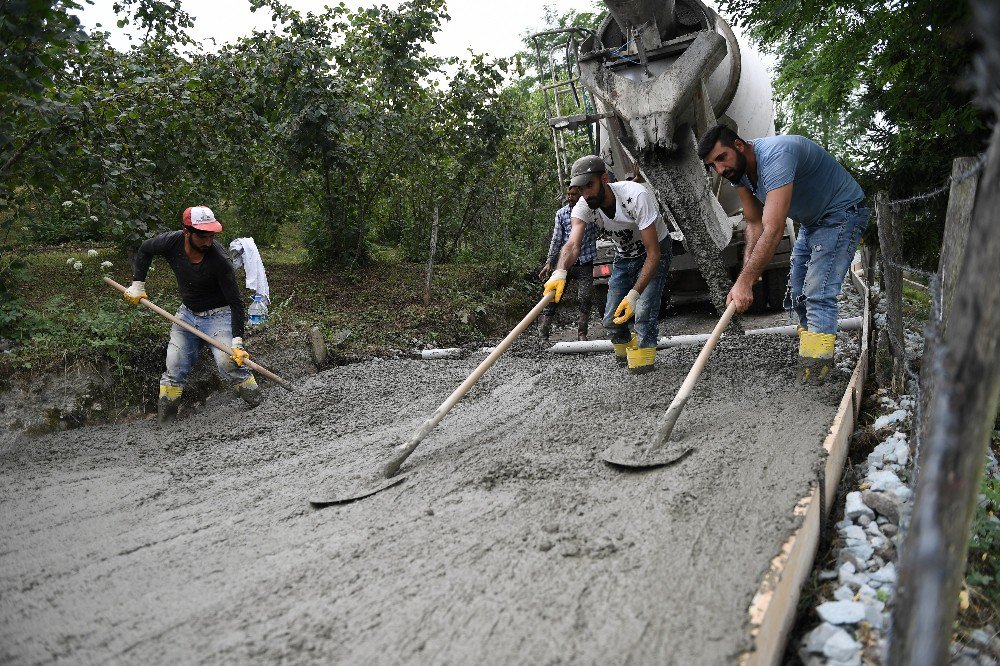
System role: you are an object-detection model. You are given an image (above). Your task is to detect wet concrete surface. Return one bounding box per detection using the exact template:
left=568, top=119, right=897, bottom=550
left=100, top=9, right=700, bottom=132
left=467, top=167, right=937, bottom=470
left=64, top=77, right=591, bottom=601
left=0, top=320, right=855, bottom=664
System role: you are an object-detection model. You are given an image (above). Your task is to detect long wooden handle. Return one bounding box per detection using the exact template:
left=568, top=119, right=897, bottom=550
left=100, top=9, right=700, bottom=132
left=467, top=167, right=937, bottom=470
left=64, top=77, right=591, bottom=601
left=383, top=292, right=555, bottom=477
left=104, top=276, right=293, bottom=392
left=651, top=301, right=738, bottom=447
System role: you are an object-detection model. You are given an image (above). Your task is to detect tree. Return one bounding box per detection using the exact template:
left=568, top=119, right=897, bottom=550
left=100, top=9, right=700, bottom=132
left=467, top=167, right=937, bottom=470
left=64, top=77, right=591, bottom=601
left=718, top=0, right=990, bottom=268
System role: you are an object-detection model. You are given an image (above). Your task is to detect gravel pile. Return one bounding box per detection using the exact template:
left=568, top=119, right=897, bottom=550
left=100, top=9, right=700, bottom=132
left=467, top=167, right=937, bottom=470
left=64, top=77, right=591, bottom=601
left=798, top=312, right=1000, bottom=665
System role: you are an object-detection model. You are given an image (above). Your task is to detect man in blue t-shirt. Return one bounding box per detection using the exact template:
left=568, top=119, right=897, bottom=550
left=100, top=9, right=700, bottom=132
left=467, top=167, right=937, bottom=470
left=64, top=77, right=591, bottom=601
left=698, top=124, right=869, bottom=381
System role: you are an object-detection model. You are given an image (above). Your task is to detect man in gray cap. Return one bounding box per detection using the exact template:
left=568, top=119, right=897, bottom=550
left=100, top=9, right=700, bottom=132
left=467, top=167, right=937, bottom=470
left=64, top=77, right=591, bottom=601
left=542, top=155, right=671, bottom=373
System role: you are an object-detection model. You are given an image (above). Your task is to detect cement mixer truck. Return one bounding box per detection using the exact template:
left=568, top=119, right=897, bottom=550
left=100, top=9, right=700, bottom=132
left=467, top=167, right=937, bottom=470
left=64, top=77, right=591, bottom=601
left=531, top=0, right=794, bottom=315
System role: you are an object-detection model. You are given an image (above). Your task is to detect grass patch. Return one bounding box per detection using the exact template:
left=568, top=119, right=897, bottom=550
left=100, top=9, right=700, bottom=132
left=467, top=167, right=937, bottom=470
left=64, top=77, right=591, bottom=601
left=901, top=284, right=931, bottom=320
left=0, top=238, right=540, bottom=415
left=960, top=432, right=1000, bottom=630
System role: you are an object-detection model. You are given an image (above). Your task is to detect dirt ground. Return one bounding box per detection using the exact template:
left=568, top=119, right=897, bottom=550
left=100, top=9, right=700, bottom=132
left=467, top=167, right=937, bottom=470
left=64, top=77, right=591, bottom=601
left=0, top=318, right=854, bottom=664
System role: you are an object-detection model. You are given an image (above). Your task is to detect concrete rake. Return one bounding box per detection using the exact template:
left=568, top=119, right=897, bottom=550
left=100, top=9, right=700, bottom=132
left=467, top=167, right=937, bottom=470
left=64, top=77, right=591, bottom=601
left=603, top=302, right=737, bottom=468
left=309, top=293, right=555, bottom=506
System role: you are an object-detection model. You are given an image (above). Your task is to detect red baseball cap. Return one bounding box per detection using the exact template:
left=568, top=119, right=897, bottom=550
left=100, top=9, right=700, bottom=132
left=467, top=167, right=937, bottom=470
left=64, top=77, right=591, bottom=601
left=182, top=206, right=223, bottom=232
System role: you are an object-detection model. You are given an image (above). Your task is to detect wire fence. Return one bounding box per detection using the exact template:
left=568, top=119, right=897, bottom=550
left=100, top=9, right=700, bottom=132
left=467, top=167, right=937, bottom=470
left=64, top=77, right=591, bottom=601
left=873, top=154, right=986, bottom=469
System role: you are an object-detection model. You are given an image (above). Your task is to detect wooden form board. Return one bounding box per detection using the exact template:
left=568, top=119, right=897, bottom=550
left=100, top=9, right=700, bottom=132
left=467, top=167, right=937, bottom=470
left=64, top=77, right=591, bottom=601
left=739, top=261, right=871, bottom=665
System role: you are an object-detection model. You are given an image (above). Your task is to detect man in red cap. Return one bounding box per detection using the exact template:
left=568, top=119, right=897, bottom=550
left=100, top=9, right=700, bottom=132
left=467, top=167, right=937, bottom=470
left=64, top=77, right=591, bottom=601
left=123, top=206, right=262, bottom=423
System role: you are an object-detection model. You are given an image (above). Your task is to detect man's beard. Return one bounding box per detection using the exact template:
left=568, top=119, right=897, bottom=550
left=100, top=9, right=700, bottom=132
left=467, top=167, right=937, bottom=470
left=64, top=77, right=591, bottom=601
left=188, top=235, right=210, bottom=254
left=724, top=150, right=747, bottom=185
left=586, top=184, right=606, bottom=210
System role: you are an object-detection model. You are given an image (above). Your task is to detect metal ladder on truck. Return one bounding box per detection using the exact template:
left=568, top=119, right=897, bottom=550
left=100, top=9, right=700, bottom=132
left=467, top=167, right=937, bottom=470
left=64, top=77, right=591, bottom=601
left=529, top=27, right=614, bottom=194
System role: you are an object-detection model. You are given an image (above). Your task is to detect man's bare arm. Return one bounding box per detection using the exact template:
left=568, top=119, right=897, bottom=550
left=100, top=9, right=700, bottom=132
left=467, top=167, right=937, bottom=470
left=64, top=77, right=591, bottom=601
left=736, top=182, right=792, bottom=288
left=737, top=187, right=764, bottom=264
left=633, top=225, right=662, bottom=294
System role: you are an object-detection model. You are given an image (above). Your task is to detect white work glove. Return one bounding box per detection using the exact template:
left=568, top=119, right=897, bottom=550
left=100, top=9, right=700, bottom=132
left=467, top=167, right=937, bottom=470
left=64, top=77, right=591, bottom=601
left=543, top=268, right=567, bottom=303
left=230, top=337, right=249, bottom=367
left=123, top=280, right=147, bottom=304
left=613, top=289, right=640, bottom=324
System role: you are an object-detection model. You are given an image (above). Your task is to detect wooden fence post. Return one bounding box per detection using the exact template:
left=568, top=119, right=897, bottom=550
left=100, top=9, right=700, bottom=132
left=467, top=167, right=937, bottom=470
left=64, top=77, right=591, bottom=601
left=917, top=157, right=981, bottom=468
left=938, top=157, right=981, bottom=324
left=423, top=205, right=439, bottom=306
left=888, top=130, right=1000, bottom=665
left=875, top=191, right=906, bottom=392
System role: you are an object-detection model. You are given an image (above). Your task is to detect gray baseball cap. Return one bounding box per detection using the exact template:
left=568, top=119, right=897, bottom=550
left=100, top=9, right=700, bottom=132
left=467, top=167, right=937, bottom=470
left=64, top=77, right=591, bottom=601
left=569, top=155, right=606, bottom=187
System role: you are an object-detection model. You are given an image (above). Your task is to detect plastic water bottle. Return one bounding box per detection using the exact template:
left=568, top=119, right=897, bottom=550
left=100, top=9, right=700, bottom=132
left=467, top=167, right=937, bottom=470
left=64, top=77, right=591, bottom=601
left=247, top=294, right=268, bottom=326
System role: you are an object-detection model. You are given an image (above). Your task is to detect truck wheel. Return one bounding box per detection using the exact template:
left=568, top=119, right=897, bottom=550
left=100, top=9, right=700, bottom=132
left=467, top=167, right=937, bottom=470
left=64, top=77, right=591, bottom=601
left=593, top=285, right=608, bottom=320
left=765, top=267, right=790, bottom=311
left=746, top=276, right=768, bottom=314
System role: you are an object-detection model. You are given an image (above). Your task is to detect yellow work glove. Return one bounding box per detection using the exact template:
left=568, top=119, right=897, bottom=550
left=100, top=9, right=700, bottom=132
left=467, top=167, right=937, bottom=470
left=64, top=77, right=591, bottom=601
left=123, top=280, right=147, bottom=304
left=230, top=337, right=250, bottom=367
left=543, top=268, right=567, bottom=303
left=613, top=289, right=639, bottom=325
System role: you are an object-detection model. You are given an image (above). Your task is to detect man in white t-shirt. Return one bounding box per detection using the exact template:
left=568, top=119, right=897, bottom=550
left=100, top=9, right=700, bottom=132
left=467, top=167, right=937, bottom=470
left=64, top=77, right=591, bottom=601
left=543, top=155, right=672, bottom=373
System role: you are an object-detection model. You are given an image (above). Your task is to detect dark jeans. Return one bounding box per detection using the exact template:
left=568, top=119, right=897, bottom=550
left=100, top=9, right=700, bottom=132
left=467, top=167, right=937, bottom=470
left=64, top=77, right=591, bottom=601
left=604, top=237, right=672, bottom=349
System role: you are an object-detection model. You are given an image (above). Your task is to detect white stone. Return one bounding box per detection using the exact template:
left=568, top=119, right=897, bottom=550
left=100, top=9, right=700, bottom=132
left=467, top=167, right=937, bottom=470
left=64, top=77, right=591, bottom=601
left=826, top=657, right=862, bottom=666
left=839, top=562, right=867, bottom=589
left=843, top=525, right=867, bottom=541
left=871, top=439, right=897, bottom=464
left=873, top=409, right=908, bottom=430
left=822, top=627, right=863, bottom=660
left=833, top=584, right=855, bottom=601
left=864, top=602, right=885, bottom=630
left=857, top=584, right=878, bottom=600
left=817, top=600, right=867, bottom=625
left=867, top=469, right=903, bottom=491
left=857, top=514, right=872, bottom=527
left=846, top=491, right=875, bottom=520
left=845, top=542, right=875, bottom=563
left=872, top=562, right=897, bottom=585
left=894, top=441, right=910, bottom=466
left=802, top=622, right=841, bottom=654
left=968, top=629, right=993, bottom=649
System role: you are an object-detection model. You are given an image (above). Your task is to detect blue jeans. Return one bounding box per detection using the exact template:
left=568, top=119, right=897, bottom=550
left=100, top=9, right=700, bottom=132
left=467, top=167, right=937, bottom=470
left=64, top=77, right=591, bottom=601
left=786, top=206, right=869, bottom=335
left=604, top=237, right=672, bottom=349
left=161, top=305, right=251, bottom=388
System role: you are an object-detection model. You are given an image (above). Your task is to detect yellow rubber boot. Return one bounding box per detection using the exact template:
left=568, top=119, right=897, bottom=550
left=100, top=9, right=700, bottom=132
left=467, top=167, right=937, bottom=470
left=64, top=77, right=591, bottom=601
left=799, top=331, right=836, bottom=383
left=627, top=346, right=656, bottom=374
left=612, top=332, right=638, bottom=365
left=158, top=384, right=182, bottom=424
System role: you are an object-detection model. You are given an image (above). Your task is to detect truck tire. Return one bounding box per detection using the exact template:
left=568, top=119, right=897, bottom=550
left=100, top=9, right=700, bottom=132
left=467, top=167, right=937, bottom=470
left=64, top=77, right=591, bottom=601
left=746, top=276, right=768, bottom=314
left=765, top=267, right=790, bottom=311
left=593, top=284, right=608, bottom=321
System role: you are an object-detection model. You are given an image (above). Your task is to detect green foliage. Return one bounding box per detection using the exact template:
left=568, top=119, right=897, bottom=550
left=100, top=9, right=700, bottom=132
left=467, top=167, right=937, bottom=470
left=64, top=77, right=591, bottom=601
left=718, top=0, right=990, bottom=269
left=2, top=0, right=596, bottom=302
left=967, top=470, right=1000, bottom=612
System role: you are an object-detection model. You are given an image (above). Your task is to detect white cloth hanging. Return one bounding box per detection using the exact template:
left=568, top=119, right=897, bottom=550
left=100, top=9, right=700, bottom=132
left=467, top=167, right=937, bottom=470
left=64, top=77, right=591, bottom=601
left=229, top=237, right=270, bottom=305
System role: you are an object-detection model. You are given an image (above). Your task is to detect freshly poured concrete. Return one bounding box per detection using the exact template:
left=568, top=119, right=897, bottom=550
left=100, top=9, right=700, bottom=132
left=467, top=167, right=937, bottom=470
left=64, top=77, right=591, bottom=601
left=0, top=333, right=850, bottom=664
